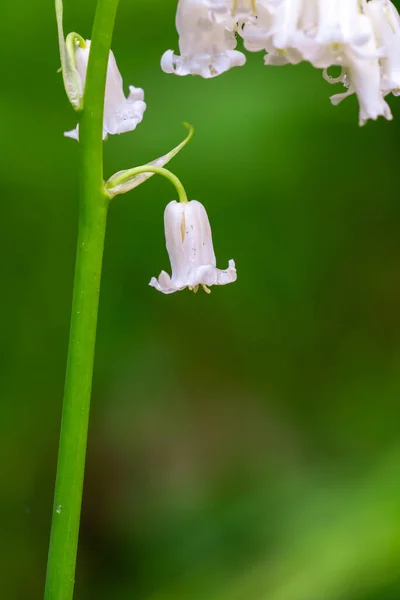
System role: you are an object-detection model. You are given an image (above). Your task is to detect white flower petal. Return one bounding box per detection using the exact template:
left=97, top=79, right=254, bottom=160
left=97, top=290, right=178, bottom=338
left=162, top=48, right=246, bottom=78
left=325, top=36, right=392, bottom=125
left=366, top=0, right=400, bottom=95
left=161, top=0, right=247, bottom=78
left=241, top=0, right=312, bottom=65
left=150, top=200, right=237, bottom=294
left=64, top=126, right=79, bottom=140
left=66, top=41, right=146, bottom=141
left=313, top=0, right=371, bottom=47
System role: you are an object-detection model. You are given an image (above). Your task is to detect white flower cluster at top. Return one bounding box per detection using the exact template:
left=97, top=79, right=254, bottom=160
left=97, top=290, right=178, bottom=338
left=162, top=0, right=400, bottom=124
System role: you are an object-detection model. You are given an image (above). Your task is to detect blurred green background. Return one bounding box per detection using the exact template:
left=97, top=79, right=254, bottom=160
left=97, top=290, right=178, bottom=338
left=2, top=0, right=400, bottom=598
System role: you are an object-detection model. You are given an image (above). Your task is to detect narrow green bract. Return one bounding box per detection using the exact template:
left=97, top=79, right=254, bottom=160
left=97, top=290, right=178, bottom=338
left=105, top=123, right=194, bottom=197
left=106, top=164, right=189, bottom=203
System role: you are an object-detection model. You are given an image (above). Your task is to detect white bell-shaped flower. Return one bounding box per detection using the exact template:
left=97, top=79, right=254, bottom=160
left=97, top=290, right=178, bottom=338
left=150, top=200, right=237, bottom=294
left=161, top=0, right=246, bottom=78
left=366, top=0, right=400, bottom=96
left=241, top=2, right=275, bottom=53
left=269, top=0, right=308, bottom=53
left=325, top=39, right=392, bottom=125
left=241, top=0, right=307, bottom=65
left=312, top=6, right=393, bottom=125
left=293, top=0, right=392, bottom=124
left=295, top=0, right=373, bottom=68
left=65, top=40, right=146, bottom=140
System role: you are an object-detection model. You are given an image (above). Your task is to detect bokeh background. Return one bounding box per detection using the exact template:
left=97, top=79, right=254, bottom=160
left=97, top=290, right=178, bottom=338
left=2, top=0, right=400, bottom=598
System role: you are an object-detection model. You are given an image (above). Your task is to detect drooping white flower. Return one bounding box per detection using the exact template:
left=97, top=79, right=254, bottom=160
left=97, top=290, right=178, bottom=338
left=65, top=40, right=146, bottom=140
left=150, top=200, right=237, bottom=294
left=366, top=0, right=400, bottom=96
left=241, top=0, right=306, bottom=65
left=240, top=2, right=275, bottom=53
left=161, top=0, right=247, bottom=78
left=269, top=0, right=307, bottom=56
left=244, top=0, right=392, bottom=124
left=299, top=0, right=393, bottom=125
left=324, top=41, right=392, bottom=125
left=162, top=0, right=400, bottom=123
left=292, top=1, right=363, bottom=65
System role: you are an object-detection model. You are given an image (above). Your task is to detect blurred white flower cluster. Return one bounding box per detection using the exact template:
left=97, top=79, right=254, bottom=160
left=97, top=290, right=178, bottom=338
left=162, top=0, right=400, bottom=124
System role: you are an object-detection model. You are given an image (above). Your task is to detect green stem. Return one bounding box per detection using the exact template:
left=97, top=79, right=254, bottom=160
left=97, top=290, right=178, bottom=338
left=106, top=165, right=189, bottom=203
left=44, top=0, right=120, bottom=598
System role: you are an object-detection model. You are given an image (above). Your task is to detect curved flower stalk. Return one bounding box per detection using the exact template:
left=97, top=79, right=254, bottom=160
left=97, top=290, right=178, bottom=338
left=164, top=0, right=400, bottom=124
left=106, top=123, right=194, bottom=197
left=150, top=200, right=237, bottom=295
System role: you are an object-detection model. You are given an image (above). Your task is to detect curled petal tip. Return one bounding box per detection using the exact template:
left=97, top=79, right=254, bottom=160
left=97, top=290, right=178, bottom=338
left=161, top=50, right=175, bottom=74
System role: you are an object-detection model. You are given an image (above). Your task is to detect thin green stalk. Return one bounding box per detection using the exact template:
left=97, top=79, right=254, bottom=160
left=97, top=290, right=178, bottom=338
left=45, top=0, right=120, bottom=598
left=106, top=165, right=189, bottom=202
